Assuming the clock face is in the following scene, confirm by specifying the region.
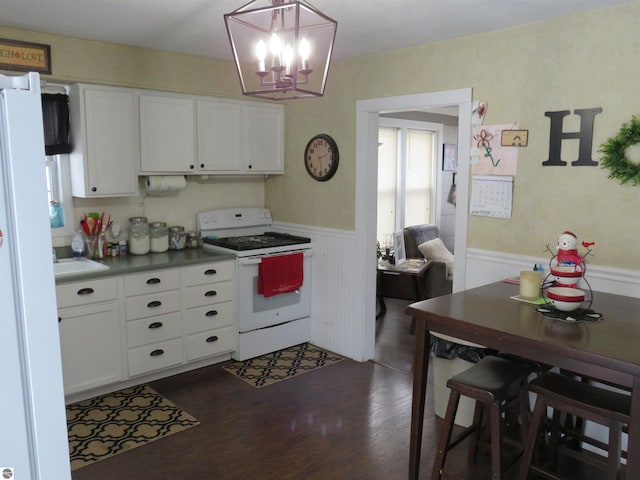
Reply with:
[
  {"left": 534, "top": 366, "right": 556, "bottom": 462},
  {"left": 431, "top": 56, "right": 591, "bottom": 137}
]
[{"left": 304, "top": 134, "right": 339, "bottom": 181}]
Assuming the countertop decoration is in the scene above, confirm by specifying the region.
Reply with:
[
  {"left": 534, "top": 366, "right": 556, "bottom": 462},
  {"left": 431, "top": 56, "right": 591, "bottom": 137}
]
[{"left": 599, "top": 115, "right": 640, "bottom": 186}]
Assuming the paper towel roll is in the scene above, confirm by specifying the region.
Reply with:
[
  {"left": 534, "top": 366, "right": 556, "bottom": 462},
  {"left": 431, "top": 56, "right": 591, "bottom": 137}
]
[{"left": 146, "top": 175, "right": 187, "bottom": 195}]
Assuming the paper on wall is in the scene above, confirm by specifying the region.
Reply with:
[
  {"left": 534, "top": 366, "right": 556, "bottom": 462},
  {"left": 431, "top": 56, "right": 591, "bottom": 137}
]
[{"left": 471, "top": 124, "right": 519, "bottom": 176}]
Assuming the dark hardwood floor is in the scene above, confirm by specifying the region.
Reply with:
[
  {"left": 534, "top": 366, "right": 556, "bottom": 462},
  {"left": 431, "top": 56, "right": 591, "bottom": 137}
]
[{"left": 70, "top": 298, "right": 604, "bottom": 479}]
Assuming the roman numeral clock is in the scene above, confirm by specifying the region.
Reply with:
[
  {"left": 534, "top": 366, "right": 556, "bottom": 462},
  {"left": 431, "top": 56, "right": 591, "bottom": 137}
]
[{"left": 304, "top": 134, "right": 339, "bottom": 181}]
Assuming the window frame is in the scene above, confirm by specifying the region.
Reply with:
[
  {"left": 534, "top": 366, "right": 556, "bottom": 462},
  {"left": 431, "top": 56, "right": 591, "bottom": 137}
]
[
  {"left": 47, "top": 153, "right": 75, "bottom": 241},
  {"left": 378, "top": 118, "right": 442, "bottom": 236}
]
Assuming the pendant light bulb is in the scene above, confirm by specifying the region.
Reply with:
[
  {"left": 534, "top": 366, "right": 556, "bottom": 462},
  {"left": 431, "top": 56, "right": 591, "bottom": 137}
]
[
  {"left": 299, "top": 37, "right": 310, "bottom": 70},
  {"left": 283, "top": 44, "right": 294, "bottom": 74},
  {"left": 299, "top": 37, "right": 310, "bottom": 61},
  {"left": 270, "top": 33, "right": 282, "bottom": 66},
  {"left": 256, "top": 39, "right": 267, "bottom": 71}
]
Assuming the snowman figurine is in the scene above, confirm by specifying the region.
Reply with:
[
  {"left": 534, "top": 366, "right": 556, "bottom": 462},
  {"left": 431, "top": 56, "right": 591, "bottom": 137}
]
[{"left": 555, "top": 231, "right": 594, "bottom": 268}]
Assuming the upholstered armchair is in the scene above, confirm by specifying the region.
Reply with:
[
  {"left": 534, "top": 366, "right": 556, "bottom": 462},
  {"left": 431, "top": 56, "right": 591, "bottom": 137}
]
[{"left": 403, "top": 224, "right": 453, "bottom": 299}]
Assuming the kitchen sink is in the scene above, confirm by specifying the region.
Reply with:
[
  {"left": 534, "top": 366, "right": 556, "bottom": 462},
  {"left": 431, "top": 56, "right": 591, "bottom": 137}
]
[{"left": 54, "top": 257, "right": 109, "bottom": 278}]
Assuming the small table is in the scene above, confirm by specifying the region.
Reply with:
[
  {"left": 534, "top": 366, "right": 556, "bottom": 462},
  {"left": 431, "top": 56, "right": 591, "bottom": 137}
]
[
  {"left": 405, "top": 281, "right": 640, "bottom": 480},
  {"left": 377, "top": 258, "right": 431, "bottom": 315}
]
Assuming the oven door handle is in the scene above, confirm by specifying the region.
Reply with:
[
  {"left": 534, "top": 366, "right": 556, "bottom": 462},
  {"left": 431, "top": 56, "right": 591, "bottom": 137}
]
[{"left": 239, "top": 250, "right": 313, "bottom": 266}]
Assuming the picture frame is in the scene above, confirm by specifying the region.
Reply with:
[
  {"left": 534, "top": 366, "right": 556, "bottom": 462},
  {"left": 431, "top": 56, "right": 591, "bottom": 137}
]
[
  {"left": 443, "top": 143, "right": 457, "bottom": 171},
  {"left": 393, "top": 230, "right": 406, "bottom": 266},
  {"left": 0, "top": 38, "right": 51, "bottom": 74},
  {"left": 501, "top": 129, "right": 529, "bottom": 147}
]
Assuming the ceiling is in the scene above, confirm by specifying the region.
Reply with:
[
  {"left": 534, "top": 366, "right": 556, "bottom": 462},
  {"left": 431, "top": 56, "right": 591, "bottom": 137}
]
[{"left": 1, "top": 0, "right": 633, "bottom": 62}]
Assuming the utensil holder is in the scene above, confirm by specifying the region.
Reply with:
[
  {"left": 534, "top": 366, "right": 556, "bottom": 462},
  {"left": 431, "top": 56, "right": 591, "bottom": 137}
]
[{"left": 85, "top": 234, "right": 100, "bottom": 259}]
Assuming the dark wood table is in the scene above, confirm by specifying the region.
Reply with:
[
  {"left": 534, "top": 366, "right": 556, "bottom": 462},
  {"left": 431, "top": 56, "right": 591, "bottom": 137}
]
[
  {"left": 405, "top": 281, "right": 640, "bottom": 480},
  {"left": 377, "top": 259, "right": 432, "bottom": 316}
]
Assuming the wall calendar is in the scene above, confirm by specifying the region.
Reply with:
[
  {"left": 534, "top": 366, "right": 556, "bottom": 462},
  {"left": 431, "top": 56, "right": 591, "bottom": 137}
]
[{"left": 470, "top": 175, "right": 513, "bottom": 219}]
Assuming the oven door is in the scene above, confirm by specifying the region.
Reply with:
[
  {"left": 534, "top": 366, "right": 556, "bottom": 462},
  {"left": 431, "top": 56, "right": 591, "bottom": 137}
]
[{"left": 237, "top": 250, "right": 312, "bottom": 333}]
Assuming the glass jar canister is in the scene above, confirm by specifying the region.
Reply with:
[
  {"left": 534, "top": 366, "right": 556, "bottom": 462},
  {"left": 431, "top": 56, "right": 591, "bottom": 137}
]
[
  {"left": 150, "top": 221, "right": 169, "bottom": 253},
  {"left": 128, "top": 217, "right": 150, "bottom": 255},
  {"left": 169, "top": 226, "right": 186, "bottom": 250},
  {"left": 186, "top": 231, "right": 201, "bottom": 249}
]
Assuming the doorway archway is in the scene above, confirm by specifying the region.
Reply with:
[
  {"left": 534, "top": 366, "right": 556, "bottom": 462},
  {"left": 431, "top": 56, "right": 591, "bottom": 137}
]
[{"left": 354, "top": 89, "right": 472, "bottom": 360}]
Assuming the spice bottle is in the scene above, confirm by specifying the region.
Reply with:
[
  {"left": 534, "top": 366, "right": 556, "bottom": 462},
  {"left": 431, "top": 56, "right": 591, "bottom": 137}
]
[{"left": 186, "top": 231, "right": 201, "bottom": 249}]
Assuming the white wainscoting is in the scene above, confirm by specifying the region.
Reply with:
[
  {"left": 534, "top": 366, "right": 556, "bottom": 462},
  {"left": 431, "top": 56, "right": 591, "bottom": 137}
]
[
  {"left": 266, "top": 229, "right": 640, "bottom": 361},
  {"left": 274, "top": 222, "right": 360, "bottom": 359},
  {"left": 466, "top": 248, "right": 640, "bottom": 298}
]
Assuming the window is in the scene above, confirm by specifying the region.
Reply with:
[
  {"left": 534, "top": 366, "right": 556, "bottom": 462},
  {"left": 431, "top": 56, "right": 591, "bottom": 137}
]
[
  {"left": 46, "top": 153, "right": 74, "bottom": 239},
  {"left": 377, "top": 119, "right": 440, "bottom": 246}
]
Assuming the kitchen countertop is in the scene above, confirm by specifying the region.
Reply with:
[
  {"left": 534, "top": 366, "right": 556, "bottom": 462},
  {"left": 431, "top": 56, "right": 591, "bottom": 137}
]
[{"left": 54, "top": 248, "right": 236, "bottom": 284}]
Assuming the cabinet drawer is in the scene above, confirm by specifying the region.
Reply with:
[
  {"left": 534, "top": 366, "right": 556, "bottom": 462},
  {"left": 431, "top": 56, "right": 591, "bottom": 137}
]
[
  {"left": 126, "top": 312, "right": 182, "bottom": 348},
  {"left": 125, "top": 290, "right": 181, "bottom": 320},
  {"left": 184, "top": 281, "right": 234, "bottom": 308},
  {"left": 56, "top": 277, "right": 117, "bottom": 309},
  {"left": 187, "top": 326, "right": 235, "bottom": 361},
  {"left": 183, "top": 260, "right": 234, "bottom": 286},
  {"left": 124, "top": 269, "right": 180, "bottom": 297},
  {"left": 185, "top": 301, "right": 235, "bottom": 334},
  {"left": 128, "top": 338, "right": 183, "bottom": 377}
]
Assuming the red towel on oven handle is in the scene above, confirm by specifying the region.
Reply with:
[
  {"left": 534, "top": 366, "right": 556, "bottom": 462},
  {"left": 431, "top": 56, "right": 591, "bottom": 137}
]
[{"left": 258, "top": 252, "right": 304, "bottom": 298}]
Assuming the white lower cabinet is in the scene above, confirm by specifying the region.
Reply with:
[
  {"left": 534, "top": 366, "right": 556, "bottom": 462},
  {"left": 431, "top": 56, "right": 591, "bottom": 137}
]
[
  {"left": 127, "top": 338, "right": 183, "bottom": 377},
  {"left": 57, "top": 258, "right": 236, "bottom": 399},
  {"left": 123, "top": 271, "right": 184, "bottom": 377},
  {"left": 183, "top": 260, "right": 236, "bottom": 361},
  {"left": 126, "top": 312, "right": 182, "bottom": 348},
  {"left": 57, "top": 278, "right": 123, "bottom": 395},
  {"left": 186, "top": 327, "right": 235, "bottom": 361}
]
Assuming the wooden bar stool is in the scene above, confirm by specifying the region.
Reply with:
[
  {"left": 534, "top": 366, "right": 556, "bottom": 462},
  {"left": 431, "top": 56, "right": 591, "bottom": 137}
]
[
  {"left": 517, "top": 371, "right": 631, "bottom": 480},
  {"left": 431, "top": 355, "right": 533, "bottom": 480}
]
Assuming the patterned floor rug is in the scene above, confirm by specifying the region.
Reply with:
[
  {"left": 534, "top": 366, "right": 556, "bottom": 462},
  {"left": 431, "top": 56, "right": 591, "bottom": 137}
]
[
  {"left": 66, "top": 384, "right": 199, "bottom": 470},
  {"left": 222, "top": 342, "right": 344, "bottom": 388}
]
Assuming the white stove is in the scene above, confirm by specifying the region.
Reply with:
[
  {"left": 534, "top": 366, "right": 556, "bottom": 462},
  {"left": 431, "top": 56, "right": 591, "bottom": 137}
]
[{"left": 196, "top": 208, "right": 312, "bottom": 360}]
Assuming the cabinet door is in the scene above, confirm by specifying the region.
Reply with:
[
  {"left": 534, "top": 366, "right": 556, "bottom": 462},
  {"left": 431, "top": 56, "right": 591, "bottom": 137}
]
[
  {"left": 140, "top": 95, "right": 195, "bottom": 173},
  {"left": 69, "top": 86, "right": 139, "bottom": 197},
  {"left": 196, "top": 100, "right": 243, "bottom": 172},
  {"left": 244, "top": 103, "right": 284, "bottom": 173},
  {"left": 58, "top": 303, "right": 123, "bottom": 395}
]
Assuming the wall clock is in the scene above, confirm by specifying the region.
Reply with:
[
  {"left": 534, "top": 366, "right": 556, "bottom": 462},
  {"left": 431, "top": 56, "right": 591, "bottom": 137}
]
[{"left": 304, "top": 134, "right": 339, "bottom": 181}]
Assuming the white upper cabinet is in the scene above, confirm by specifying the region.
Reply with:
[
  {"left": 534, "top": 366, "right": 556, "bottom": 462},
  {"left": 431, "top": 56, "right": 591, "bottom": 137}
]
[
  {"left": 67, "top": 85, "right": 285, "bottom": 194},
  {"left": 68, "top": 85, "right": 139, "bottom": 197},
  {"left": 139, "top": 92, "right": 284, "bottom": 175},
  {"left": 244, "top": 103, "right": 284, "bottom": 174},
  {"left": 140, "top": 95, "right": 196, "bottom": 173},
  {"left": 196, "top": 99, "right": 243, "bottom": 172}
]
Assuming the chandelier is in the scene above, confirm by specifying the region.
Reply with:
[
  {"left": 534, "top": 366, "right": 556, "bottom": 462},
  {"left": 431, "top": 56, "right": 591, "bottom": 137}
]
[{"left": 224, "top": 0, "right": 337, "bottom": 100}]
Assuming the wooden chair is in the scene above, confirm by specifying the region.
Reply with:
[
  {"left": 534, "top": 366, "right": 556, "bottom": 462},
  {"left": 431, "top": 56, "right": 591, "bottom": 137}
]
[
  {"left": 517, "top": 371, "right": 631, "bottom": 480},
  {"left": 431, "top": 355, "right": 533, "bottom": 480}
]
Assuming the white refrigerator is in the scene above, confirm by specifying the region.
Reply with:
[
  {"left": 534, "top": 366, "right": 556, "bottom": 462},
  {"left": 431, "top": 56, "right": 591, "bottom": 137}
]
[{"left": 0, "top": 73, "right": 71, "bottom": 478}]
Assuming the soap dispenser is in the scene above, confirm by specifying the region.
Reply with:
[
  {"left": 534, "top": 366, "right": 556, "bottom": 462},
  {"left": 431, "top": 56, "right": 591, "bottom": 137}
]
[{"left": 71, "top": 230, "right": 85, "bottom": 257}]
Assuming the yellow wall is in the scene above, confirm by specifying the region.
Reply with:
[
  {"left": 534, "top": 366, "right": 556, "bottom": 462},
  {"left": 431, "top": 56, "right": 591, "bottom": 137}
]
[
  {"left": 0, "top": 26, "right": 239, "bottom": 96},
  {"left": 268, "top": 1, "right": 640, "bottom": 269},
  {"left": 0, "top": 26, "right": 265, "bottom": 236},
  {"left": 3, "top": 1, "right": 640, "bottom": 268}
]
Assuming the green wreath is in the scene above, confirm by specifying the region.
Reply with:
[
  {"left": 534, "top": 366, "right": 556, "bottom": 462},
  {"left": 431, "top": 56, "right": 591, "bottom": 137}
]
[{"left": 599, "top": 116, "right": 640, "bottom": 186}]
